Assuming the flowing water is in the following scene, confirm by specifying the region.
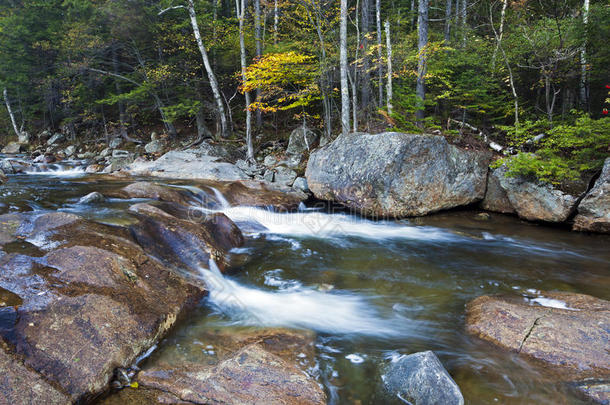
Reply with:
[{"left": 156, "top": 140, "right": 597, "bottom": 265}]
[{"left": 1, "top": 159, "right": 609, "bottom": 404}]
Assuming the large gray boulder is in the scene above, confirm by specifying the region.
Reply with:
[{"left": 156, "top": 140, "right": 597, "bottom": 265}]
[
  {"left": 573, "top": 158, "right": 610, "bottom": 233},
  {"left": 287, "top": 127, "right": 319, "bottom": 156},
  {"left": 305, "top": 132, "right": 491, "bottom": 217},
  {"left": 381, "top": 351, "right": 464, "bottom": 405},
  {"left": 1, "top": 142, "right": 23, "bottom": 154},
  {"left": 484, "top": 164, "right": 579, "bottom": 222},
  {"left": 127, "top": 150, "right": 249, "bottom": 181}
]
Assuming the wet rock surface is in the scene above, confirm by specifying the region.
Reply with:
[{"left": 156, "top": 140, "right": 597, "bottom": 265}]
[
  {"left": 306, "top": 132, "right": 491, "bottom": 217},
  {"left": 100, "top": 328, "right": 325, "bottom": 405},
  {"left": 380, "top": 350, "right": 464, "bottom": 405},
  {"left": 573, "top": 157, "right": 610, "bottom": 233},
  {"left": 466, "top": 291, "right": 610, "bottom": 402},
  {"left": 0, "top": 211, "right": 207, "bottom": 402}
]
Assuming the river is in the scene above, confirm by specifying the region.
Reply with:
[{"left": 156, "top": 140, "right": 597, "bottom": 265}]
[{"left": 1, "top": 158, "right": 608, "bottom": 404}]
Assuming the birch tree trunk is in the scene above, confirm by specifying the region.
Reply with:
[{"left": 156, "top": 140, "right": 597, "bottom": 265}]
[
  {"left": 361, "top": 0, "right": 371, "bottom": 120},
  {"left": 580, "top": 0, "right": 589, "bottom": 107},
  {"left": 340, "top": 0, "right": 350, "bottom": 135},
  {"left": 3, "top": 88, "right": 21, "bottom": 139},
  {"left": 376, "top": 0, "right": 383, "bottom": 106},
  {"left": 187, "top": 0, "right": 229, "bottom": 138},
  {"left": 460, "top": 0, "right": 467, "bottom": 46},
  {"left": 444, "top": 0, "right": 452, "bottom": 42},
  {"left": 112, "top": 44, "right": 129, "bottom": 138},
  {"left": 236, "top": 0, "right": 254, "bottom": 161},
  {"left": 352, "top": 0, "right": 360, "bottom": 132},
  {"left": 274, "top": 0, "right": 279, "bottom": 44},
  {"left": 491, "top": 0, "right": 507, "bottom": 70},
  {"left": 490, "top": 6, "right": 519, "bottom": 128},
  {"left": 416, "top": 0, "right": 428, "bottom": 126},
  {"left": 254, "top": 0, "right": 263, "bottom": 128},
  {"left": 385, "top": 20, "right": 393, "bottom": 115}
]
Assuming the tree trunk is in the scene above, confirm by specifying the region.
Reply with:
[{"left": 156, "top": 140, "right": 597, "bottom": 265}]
[
  {"left": 444, "top": 0, "right": 452, "bottom": 42},
  {"left": 352, "top": 0, "right": 360, "bottom": 132},
  {"left": 236, "top": 0, "right": 254, "bottom": 161},
  {"left": 3, "top": 88, "right": 21, "bottom": 139},
  {"left": 274, "top": 0, "right": 279, "bottom": 44},
  {"left": 376, "top": 0, "right": 383, "bottom": 106},
  {"left": 112, "top": 43, "right": 130, "bottom": 138},
  {"left": 254, "top": 0, "right": 263, "bottom": 128},
  {"left": 460, "top": 0, "right": 467, "bottom": 46},
  {"left": 187, "top": 0, "right": 229, "bottom": 138},
  {"left": 416, "top": 0, "right": 428, "bottom": 127},
  {"left": 490, "top": 5, "right": 519, "bottom": 128},
  {"left": 196, "top": 107, "right": 214, "bottom": 139},
  {"left": 580, "top": 0, "right": 589, "bottom": 108},
  {"left": 491, "top": 0, "right": 507, "bottom": 69},
  {"left": 385, "top": 20, "right": 393, "bottom": 115},
  {"left": 340, "top": 0, "right": 350, "bottom": 135},
  {"left": 361, "top": 0, "right": 371, "bottom": 120}
]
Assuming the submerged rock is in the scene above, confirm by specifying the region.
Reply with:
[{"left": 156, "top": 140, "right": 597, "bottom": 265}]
[
  {"left": 466, "top": 292, "right": 610, "bottom": 382},
  {"left": 306, "top": 132, "right": 491, "bottom": 217},
  {"left": 0, "top": 211, "right": 206, "bottom": 401},
  {"left": 380, "top": 351, "right": 464, "bottom": 405},
  {"left": 484, "top": 165, "right": 579, "bottom": 222},
  {"left": 573, "top": 158, "right": 610, "bottom": 233}
]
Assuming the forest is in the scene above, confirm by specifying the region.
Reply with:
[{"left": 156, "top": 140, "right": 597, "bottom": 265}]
[{"left": 0, "top": 0, "right": 609, "bottom": 183}]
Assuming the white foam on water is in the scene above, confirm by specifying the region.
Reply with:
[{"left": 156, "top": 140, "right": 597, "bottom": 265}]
[
  {"left": 345, "top": 354, "right": 365, "bottom": 364},
  {"left": 220, "top": 206, "right": 455, "bottom": 241},
  {"left": 524, "top": 289, "right": 579, "bottom": 311},
  {"left": 24, "top": 166, "right": 86, "bottom": 177},
  {"left": 198, "top": 260, "right": 411, "bottom": 336}
]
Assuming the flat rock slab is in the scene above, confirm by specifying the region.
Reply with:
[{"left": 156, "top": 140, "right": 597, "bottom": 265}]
[
  {"left": 126, "top": 150, "right": 249, "bottom": 181},
  {"left": 466, "top": 292, "right": 610, "bottom": 381},
  {"left": 100, "top": 328, "right": 325, "bottom": 405},
  {"left": 0, "top": 211, "right": 206, "bottom": 402},
  {"left": 306, "top": 132, "right": 491, "bottom": 217}
]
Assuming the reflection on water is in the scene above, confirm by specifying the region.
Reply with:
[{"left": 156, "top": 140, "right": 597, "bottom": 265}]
[{"left": 0, "top": 167, "right": 608, "bottom": 404}]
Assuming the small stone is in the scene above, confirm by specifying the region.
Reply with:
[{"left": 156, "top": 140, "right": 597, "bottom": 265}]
[
  {"left": 381, "top": 351, "right": 464, "bottom": 405},
  {"left": 144, "top": 139, "right": 164, "bottom": 154},
  {"left": 475, "top": 212, "right": 491, "bottom": 221},
  {"left": 78, "top": 192, "right": 106, "bottom": 204},
  {"left": 263, "top": 154, "right": 278, "bottom": 167},
  {"left": 292, "top": 177, "right": 310, "bottom": 193},
  {"left": 64, "top": 145, "right": 77, "bottom": 157},
  {"left": 109, "top": 137, "right": 123, "bottom": 149},
  {"left": 46, "top": 133, "right": 65, "bottom": 146}
]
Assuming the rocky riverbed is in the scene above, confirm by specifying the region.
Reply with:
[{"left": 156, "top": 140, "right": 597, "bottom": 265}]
[{"left": 0, "top": 131, "right": 609, "bottom": 404}]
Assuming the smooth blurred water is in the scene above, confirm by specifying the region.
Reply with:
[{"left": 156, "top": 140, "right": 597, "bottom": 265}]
[{"left": 1, "top": 167, "right": 608, "bottom": 404}]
